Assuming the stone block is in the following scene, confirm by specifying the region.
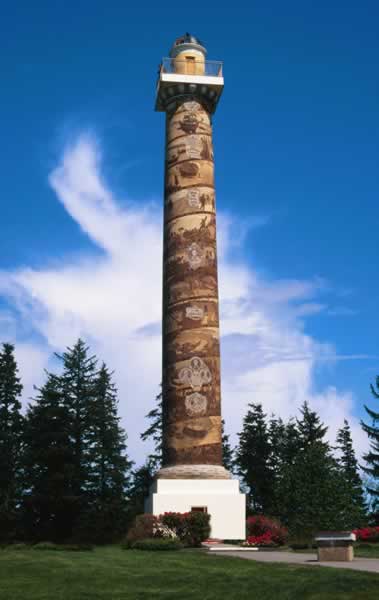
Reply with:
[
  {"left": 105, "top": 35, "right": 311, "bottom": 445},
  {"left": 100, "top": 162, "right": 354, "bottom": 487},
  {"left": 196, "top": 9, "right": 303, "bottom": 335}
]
[{"left": 315, "top": 532, "right": 356, "bottom": 562}]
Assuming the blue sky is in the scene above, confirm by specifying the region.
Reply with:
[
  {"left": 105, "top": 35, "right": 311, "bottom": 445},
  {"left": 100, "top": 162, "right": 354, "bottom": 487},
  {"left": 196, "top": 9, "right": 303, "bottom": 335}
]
[{"left": 1, "top": 1, "right": 378, "bottom": 461}]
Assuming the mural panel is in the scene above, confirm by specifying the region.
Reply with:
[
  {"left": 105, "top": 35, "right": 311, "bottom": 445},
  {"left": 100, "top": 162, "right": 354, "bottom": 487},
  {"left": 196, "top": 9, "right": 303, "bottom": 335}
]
[
  {"left": 162, "top": 99, "right": 223, "bottom": 468},
  {"left": 165, "top": 187, "right": 215, "bottom": 221},
  {"left": 166, "top": 100, "right": 212, "bottom": 144}
]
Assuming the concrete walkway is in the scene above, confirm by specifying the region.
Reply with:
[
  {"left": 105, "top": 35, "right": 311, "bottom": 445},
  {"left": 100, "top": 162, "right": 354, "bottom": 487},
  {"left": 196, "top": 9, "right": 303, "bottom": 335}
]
[{"left": 213, "top": 549, "right": 379, "bottom": 574}]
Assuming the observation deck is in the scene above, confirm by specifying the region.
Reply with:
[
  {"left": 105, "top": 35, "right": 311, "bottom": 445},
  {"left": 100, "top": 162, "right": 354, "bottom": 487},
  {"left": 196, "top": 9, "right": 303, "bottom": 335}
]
[{"left": 155, "top": 58, "right": 224, "bottom": 113}]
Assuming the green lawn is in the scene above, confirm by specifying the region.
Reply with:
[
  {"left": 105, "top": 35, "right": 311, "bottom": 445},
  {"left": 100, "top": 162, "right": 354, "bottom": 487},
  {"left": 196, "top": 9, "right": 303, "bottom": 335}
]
[
  {"left": 355, "top": 544, "right": 379, "bottom": 558},
  {"left": 0, "top": 546, "right": 379, "bottom": 600},
  {"left": 292, "top": 544, "right": 379, "bottom": 559}
]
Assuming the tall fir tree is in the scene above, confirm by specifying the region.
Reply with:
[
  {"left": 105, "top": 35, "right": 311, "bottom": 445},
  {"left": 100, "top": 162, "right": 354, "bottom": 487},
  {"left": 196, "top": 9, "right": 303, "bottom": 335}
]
[
  {"left": 267, "top": 416, "right": 287, "bottom": 516},
  {"left": 140, "top": 388, "right": 162, "bottom": 471},
  {"left": 127, "top": 463, "right": 155, "bottom": 522},
  {"left": 23, "top": 339, "right": 132, "bottom": 543},
  {"left": 129, "top": 387, "right": 164, "bottom": 520},
  {"left": 297, "top": 402, "right": 328, "bottom": 448},
  {"left": 58, "top": 339, "right": 98, "bottom": 501},
  {"left": 336, "top": 419, "right": 367, "bottom": 527},
  {"left": 221, "top": 419, "right": 234, "bottom": 472},
  {"left": 81, "top": 363, "right": 133, "bottom": 542},
  {"left": 22, "top": 374, "right": 77, "bottom": 542},
  {"left": 361, "top": 375, "right": 379, "bottom": 512},
  {"left": 235, "top": 403, "right": 274, "bottom": 513},
  {"left": 0, "top": 343, "right": 24, "bottom": 542},
  {"left": 278, "top": 403, "right": 348, "bottom": 538}
]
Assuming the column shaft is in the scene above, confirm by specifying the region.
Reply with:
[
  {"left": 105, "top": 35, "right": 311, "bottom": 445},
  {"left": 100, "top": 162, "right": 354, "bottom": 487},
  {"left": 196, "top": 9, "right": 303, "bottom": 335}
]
[{"left": 162, "top": 99, "right": 223, "bottom": 469}]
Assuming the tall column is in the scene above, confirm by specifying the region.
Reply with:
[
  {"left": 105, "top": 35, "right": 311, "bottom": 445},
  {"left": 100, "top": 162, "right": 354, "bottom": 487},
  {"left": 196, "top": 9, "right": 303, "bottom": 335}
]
[
  {"left": 160, "top": 98, "right": 229, "bottom": 479},
  {"left": 147, "top": 36, "right": 246, "bottom": 539}
]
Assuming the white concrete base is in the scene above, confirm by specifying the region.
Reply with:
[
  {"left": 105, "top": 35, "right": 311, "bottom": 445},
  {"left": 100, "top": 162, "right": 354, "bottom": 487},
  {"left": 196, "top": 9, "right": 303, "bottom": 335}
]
[{"left": 145, "top": 478, "right": 246, "bottom": 540}]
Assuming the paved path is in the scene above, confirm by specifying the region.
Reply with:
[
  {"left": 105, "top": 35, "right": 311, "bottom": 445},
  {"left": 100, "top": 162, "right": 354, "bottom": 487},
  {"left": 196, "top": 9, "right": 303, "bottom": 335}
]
[{"left": 212, "top": 550, "right": 379, "bottom": 574}]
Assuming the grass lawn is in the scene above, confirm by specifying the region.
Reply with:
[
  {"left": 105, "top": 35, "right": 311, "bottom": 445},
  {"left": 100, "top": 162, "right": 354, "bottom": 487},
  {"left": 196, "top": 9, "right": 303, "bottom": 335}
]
[
  {"left": 292, "top": 544, "right": 379, "bottom": 559},
  {"left": 1, "top": 546, "right": 379, "bottom": 600},
  {"left": 355, "top": 544, "right": 379, "bottom": 558}
]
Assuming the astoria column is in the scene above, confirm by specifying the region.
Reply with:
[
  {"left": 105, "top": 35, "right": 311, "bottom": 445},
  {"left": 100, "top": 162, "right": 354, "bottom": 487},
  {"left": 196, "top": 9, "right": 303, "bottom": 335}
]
[
  {"left": 148, "top": 35, "right": 245, "bottom": 537},
  {"left": 155, "top": 35, "right": 229, "bottom": 479}
]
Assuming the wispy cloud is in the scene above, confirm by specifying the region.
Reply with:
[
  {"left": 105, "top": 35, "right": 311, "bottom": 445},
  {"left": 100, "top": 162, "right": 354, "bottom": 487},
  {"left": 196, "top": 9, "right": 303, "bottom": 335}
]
[{"left": 0, "top": 134, "right": 370, "bottom": 460}]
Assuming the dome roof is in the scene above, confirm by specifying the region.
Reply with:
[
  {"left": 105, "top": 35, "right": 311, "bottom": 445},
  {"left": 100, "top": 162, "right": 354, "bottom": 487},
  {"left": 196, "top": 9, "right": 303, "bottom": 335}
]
[
  {"left": 169, "top": 33, "right": 207, "bottom": 58},
  {"left": 173, "top": 33, "right": 204, "bottom": 47}
]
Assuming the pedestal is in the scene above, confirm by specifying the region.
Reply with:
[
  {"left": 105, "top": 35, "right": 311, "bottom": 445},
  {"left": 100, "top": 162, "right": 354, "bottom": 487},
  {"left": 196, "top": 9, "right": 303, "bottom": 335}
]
[
  {"left": 145, "top": 478, "right": 246, "bottom": 540},
  {"left": 315, "top": 532, "right": 356, "bottom": 562}
]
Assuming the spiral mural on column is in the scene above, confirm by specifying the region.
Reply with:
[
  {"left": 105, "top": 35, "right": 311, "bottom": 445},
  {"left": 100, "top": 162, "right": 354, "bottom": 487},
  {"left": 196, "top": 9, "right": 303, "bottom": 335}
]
[{"left": 162, "top": 99, "right": 223, "bottom": 469}]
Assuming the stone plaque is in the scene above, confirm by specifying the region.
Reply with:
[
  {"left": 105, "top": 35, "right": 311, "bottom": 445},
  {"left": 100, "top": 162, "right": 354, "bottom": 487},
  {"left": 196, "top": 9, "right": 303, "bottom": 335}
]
[
  {"left": 185, "top": 392, "right": 208, "bottom": 416},
  {"left": 187, "top": 189, "right": 201, "bottom": 208},
  {"left": 186, "top": 242, "right": 204, "bottom": 269},
  {"left": 185, "top": 305, "right": 204, "bottom": 320},
  {"left": 178, "top": 356, "right": 212, "bottom": 391}
]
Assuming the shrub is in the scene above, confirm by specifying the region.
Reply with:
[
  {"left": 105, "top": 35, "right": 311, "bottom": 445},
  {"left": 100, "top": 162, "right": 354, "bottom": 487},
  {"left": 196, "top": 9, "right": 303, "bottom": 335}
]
[
  {"left": 353, "top": 527, "right": 379, "bottom": 543},
  {"left": 32, "top": 542, "right": 94, "bottom": 552},
  {"left": 125, "top": 515, "right": 159, "bottom": 545},
  {"left": 125, "top": 512, "right": 211, "bottom": 549},
  {"left": 160, "top": 511, "right": 210, "bottom": 547},
  {"left": 130, "top": 538, "right": 183, "bottom": 551},
  {"left": 61, "top": 544, "right": 94, "bottom": 552},
  {"left": 243, "top": 532, "right": 277, "bottom": 548},
  {"left": 32, "top": 542, "right": 60, "bottom": 551},
  {"left": 160, "top": 512, "right": 188, "bottom": 540},
  {"left": 183, "top": 512, "right": 211, "bottom": 547},
  {"left": 4, "top": 543, "right": 30, "bottom": 551},
  {"left": 246, "top": 516, "right": 288, "bottom": 547}
]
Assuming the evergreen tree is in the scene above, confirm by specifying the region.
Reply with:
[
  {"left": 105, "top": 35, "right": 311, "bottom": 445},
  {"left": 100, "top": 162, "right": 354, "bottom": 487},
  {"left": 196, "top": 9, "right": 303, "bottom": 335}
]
[
  {"left": 361, "top": 375, "right": 379, "bottom": 512},
  {"left": 278, "top": 403, "right": 347, "bottom": 538},
  {"left": 221, "top": 419, "right": 234, "bottom": 472},
  {"left": 267, "top": 416, "right": 287, "bottom": 516},
  {"left": 81, "top": 363, "right": 133, "bottom": 542},
  {"left": 140, "top": 388, "right": 162, "bottom": 471},
  {"left": 23, "top": 339, "right": 132, "bottom": 543},
  {"left": 336, "top": 419, "right": 367, "bottom": 527},
  {"left": 22, "top": 375, "right": 77, "bottom": 542},
  {"left": 297, "top": 402, "right": 328, "bottom": 448},
  {"left": 0, "top": 343, "right": 24, "bottom": 542},
  {"left": 127, "top": 462, "right": 155, "bottom": 522},
  {"left": 58, "top": 339, "right": 98, "bottom": 501},
  {"left": 127, "top": 387, "right": 163, "bottom": 521},
  {"left": 235, "top": 403, "right": 274, "bottom": 513}
]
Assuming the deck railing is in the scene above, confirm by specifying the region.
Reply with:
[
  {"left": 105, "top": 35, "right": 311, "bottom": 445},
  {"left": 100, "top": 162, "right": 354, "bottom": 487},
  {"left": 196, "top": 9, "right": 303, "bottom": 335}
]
[{"left": 160, "top": 58, "right": 223, "bottom": 77}]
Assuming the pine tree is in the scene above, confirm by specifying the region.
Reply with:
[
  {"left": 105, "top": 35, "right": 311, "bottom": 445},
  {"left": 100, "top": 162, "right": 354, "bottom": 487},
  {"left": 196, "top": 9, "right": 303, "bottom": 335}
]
[
  {"left": 127, "top": 462, "right": 155, "bottom": 522},
  {"left": 58, "top": 339, "right": 98, "bottom": 500},
  {"left": 297, "top": 402, "right": 328, "bottom": 448},
  {"left": 361, "top": 375, "right": 379, "bottom": 512},
  {"left": 0, "top": 343, "right": 24, "bottom": 542},
  {"left": 221, "top": 419, "right": 234, "bottom": 472},
  {"left": 235, "top": 403, "right": 274, "bottom": 513},
  {"left": 23, "top": 339, "right": 133, "bottom": 543},
  {"left": 265, "top": 416, "right": 303, "bottom": 519},
  {"left": 81, "top": 363, "right": 133, "bottom": 542},
  {"left": 140, "top": 388, "right": 162, "bottom": 471},
  {"left": 88, "top": 364, "right": 132, "bottom": 500},
  {"left": 22, "top": 375, "right": 77, "bottom": 542},
  {"left": 267, "top": 416, "right": 287, "bottom": 516},
  {"left": 336, "top": 419, "right": 367, "bottom": 527},
  {"left": 279, "top": 403, "right": 347, "bottom": 539}
]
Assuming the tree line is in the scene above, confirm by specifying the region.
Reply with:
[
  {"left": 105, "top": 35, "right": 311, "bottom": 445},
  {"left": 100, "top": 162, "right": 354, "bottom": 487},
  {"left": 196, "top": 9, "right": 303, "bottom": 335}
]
[{"left": 1, "top": 338, "right": 378, "bottom": 544}]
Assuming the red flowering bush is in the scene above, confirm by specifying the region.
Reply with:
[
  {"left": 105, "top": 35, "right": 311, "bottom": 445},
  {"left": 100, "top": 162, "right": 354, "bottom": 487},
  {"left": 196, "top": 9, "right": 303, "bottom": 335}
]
[
  {"left": 243, "top": 532, "right": 277, "bottom": 547},
  {"left": 160, "top": 511, "right": 211, "bottom": 547},
  {"left": 160, "top": 512, "right": 188, "bottom": 540},
  {"left": 246, "top": 516, "right": 288, "bottom": 547},
  {"left": 353, "top": 527, "right": 379, "bottom": 543}
]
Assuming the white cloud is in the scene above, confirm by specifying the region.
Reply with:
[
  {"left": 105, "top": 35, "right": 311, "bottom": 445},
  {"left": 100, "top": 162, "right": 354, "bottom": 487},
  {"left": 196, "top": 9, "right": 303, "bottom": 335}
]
[{"left": 0, "top": 134, "right": 369, "bottom": 461}]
